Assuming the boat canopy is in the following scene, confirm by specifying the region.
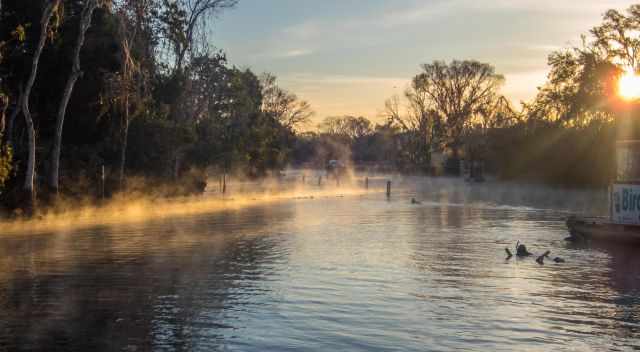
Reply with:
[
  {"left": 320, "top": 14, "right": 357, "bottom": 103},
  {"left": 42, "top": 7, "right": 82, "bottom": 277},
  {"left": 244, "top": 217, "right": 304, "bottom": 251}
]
[{"left": 616, "top": 140, "right": 640, "bottom": 182}]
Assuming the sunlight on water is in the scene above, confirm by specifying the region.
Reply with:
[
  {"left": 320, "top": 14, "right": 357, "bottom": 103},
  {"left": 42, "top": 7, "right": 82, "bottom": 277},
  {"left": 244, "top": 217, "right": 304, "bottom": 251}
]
[
  {"left": 0, "top": 178, "right": 638, "bottom": 351},
  {"left": 0, "top": 180, "right": 373, "bottom": 235}
]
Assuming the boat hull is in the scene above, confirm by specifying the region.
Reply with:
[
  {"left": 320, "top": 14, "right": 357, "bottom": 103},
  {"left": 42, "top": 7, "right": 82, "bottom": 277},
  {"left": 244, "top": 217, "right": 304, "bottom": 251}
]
[{"left": 567, "top": 216, "right": 640, "bottom": 244}]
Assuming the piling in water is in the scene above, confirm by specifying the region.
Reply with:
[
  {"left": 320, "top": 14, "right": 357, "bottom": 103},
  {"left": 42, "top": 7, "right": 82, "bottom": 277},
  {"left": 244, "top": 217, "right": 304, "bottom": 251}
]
[
  {"left": 365, "top": 177, "right": 369, "bottom": 189},
  {"left": 386, "top": 180, "right": 391, "bottom": 198},
  {"left": 318, "top": 176, "right": 322, "bottom": 187},
  {"left": 222, "top": 173, "right": 227, "bottom": 194}
]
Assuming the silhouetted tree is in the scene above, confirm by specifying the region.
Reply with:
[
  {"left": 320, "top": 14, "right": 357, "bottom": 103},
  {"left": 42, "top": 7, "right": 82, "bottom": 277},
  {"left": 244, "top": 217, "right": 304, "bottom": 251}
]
[
  {"left": 49, "top": 0, "right": 100, "bottom": 198},
  {"left": 412, "top": 60, "right": 505, "bottom": 148},
  {"left": 261, "top": 73, "right": 314, "bottom": 131}
]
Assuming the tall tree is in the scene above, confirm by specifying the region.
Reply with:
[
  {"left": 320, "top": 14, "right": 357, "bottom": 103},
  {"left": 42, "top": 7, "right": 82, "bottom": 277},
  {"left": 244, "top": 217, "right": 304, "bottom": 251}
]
[
  {"left": 385, "top": 87, "right": 439, "bottom": 170},
  {"left": 159, "top": 0, "right": 238, "bottom": 73},
  {"left": 49, "top": 0, "right": 100, "bottom": 198},
  {"left": 114, "top": 7, "right": 144, "bottom": 188},
  {"left": 261, "top": 73, "right": 314, "bottom": 131},
  {"left": 157, "top": 0, "right": 237, "bottom": 123},
  {"left": 526, "top": 5, "right": 640, "bottom": 126},
  {"left": 0, "top": 91, "right": 10, "bottom": 191},
  {"left": 411, "top": 60, "right": 505, "bottom": 148},
  {"left": 21, "top": 0, "right": 61, "bottom": 212},
  {"left": 318, "top": 116, "right": 372, "bottom": 140}
]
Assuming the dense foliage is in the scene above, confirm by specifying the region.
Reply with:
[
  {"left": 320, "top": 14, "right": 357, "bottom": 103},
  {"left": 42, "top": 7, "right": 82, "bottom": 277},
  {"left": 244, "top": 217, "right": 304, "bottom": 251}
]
[{"left": 0, "top": 0, "right": 312, "bottom": 213}]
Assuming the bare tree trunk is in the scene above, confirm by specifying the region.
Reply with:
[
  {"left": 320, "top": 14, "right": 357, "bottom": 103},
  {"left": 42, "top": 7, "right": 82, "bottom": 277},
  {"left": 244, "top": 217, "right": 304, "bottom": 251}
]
[
  {"left": 21, "top": 0, "right": 60, "bottom": 214},
  {"left": 0, "top": 94, "right": 7, "bottom": 136},
  {"left": 49, "top": 0, "right": 98, "bottom": 199},
  {"left": 4, "top": 86, "right": 22, "bottom": 149},
  {"left": 118, "top": 96, "right": 129, "bottom": 189},
  {"left": 113, "top": 5, "right": 139, "bottom": 192}
]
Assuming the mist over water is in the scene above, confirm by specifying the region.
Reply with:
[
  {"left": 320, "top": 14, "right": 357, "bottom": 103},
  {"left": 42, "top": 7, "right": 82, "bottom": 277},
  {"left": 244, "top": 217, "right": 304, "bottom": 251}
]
[
  {"left": 1, "top": 175, "right": 638, "bottom": 351},
  {"left": 0, "top": 171, "right": 369, "bottom": 236}
]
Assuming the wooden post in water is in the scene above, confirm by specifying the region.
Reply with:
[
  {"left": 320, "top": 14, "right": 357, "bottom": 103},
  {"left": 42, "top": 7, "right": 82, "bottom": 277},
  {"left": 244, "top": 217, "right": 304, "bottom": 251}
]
[
  {"left": 302, "top": 175, "right": 306, "bottom": 184},
  {"left": 318, "top": 175, "right": 322, "bottom": 187},
  {"left": 365, "top": 177, "right": 369, "bottom": 190},
  {"left": 386, "top": 180, "right": 391, "bottom": 198},
  {"left": 222, "top": 173, "right": 227, "bottom": 194},
  {"left": 101, "top": 164, "right": 105, "bottom": 200}
]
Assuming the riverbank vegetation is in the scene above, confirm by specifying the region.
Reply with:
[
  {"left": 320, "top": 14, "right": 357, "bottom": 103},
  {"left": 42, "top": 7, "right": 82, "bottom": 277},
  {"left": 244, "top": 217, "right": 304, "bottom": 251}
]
[
  {"left": 0, "top": 0, "right": 314, "bottom": 215},
  {"left": 1, "top": 1, "right": 639, "bottom": 216}
]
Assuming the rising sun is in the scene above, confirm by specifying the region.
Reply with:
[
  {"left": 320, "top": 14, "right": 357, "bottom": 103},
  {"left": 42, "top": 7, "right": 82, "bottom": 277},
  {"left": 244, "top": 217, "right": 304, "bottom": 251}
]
[{"left": 618, "top": 67, "right": 640, "bottom": 100}]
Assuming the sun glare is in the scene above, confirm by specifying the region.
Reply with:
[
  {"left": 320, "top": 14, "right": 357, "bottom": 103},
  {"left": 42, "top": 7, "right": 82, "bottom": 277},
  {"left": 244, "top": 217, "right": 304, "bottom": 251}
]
[{"left": 618, "top": 67, "right": 640, "bottom": 100}]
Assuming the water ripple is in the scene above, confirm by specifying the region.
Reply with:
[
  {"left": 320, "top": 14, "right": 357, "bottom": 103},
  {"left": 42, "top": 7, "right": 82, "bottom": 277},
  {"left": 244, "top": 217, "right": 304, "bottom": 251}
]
[{"left": 0, "top": 181, "right": 639, "bottom": 351}]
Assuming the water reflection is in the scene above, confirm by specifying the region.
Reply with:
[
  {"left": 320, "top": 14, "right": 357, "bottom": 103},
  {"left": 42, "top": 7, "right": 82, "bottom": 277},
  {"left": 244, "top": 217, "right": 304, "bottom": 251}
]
[
  {"left": 0, "top": 180, "right": 638, "bottom": 351},
  {"left": 0, "top": 205, "right": 293, "bottom": 351}
]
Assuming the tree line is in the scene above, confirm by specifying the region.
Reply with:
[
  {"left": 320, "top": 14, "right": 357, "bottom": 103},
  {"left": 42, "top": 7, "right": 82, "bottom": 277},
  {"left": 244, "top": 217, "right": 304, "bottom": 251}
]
[
  {"left": 2, "top": 1, "right": 639, "bottom": 216},
  {"left": 294, "top": 4, "right": 640, "bottom": 187}
]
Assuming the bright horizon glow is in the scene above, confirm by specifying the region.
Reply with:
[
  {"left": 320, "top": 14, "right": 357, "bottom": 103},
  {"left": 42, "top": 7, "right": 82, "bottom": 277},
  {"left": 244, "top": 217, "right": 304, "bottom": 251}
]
[
  {"left": 618, "top": 67, "right": 640, "bottom": 101},
  {"left": 213, "top": 0, "right": 638, "bottom": 124}
]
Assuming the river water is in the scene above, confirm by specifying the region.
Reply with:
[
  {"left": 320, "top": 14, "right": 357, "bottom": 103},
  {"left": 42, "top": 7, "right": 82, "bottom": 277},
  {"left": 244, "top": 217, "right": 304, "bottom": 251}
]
[{"left": 1, "top": 177, "right": 639, "bottom": 351}]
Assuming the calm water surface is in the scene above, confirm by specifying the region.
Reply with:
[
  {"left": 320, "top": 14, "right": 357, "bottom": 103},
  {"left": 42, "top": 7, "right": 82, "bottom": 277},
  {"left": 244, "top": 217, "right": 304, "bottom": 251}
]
[{"left": 1, "top": 178, "right": 639, "bottom": 351}]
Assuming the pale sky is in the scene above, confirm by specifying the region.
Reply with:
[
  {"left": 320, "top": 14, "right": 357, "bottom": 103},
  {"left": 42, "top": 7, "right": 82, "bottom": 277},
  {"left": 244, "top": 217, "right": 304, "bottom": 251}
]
[{"left": 212, "top": 0, "right": 637, "bottom": 124}]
